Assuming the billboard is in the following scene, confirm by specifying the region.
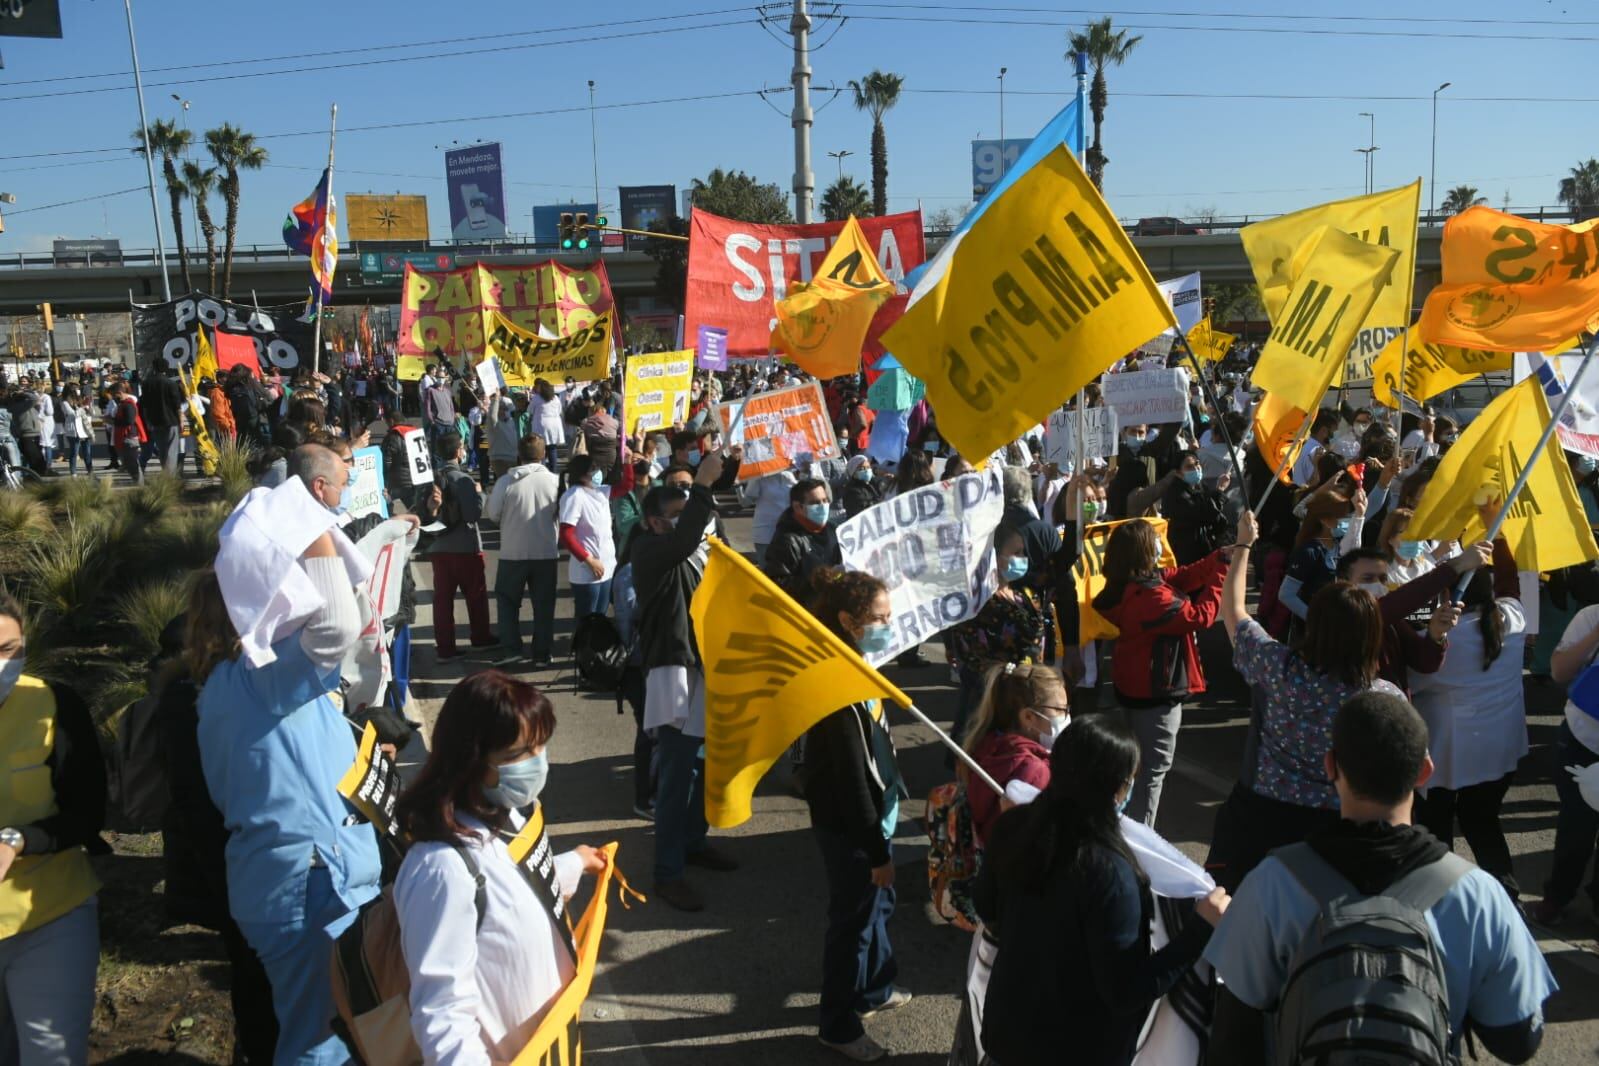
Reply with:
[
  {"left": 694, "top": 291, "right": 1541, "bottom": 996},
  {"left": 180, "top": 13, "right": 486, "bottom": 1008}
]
[
  {"left": 619, "top": 185, "right": 677, "bottom": 250},
  {"left": 444, "top": 142, "right": 508, "bottom": 240},
  {"left": 52, "top": 238, "right": 121, "bottom": 267},
  {"left": 533, "top": 202, "right": 597, "bottom": 246},
  {"left": 971, "top": 138, "right": 1033, "bottom": 200},
  {"left": 0, "top": 0, "right": 62, "bottom": 37},
  {"left": 345, "top": 194, "right": 429, "bottom": 242}
]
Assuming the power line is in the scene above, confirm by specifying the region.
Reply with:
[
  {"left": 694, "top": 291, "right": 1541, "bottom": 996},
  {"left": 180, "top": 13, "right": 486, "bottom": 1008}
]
[
  {"left": 0, "top": 17, "right": 756, "bottom": 103},
  {"left": 0, "top": 7, "right": 755, "bottom": 87},
  {"left": 847, "top": 11, "right": 1599, "bottom": 42},
  {"left": 899, "top": 86, "right": 1599, "bottom": 104},
  {"left": 847, "top": 3, "right": 1599, "bottom": 29},
  {"left": 5, "top": 187, "right": 146, "bottom": 216}
]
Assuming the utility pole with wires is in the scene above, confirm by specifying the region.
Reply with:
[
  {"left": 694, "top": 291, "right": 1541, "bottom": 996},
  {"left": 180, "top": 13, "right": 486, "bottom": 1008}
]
[{"left": 758, "top": 1, "right": 844, "bottom": 224}]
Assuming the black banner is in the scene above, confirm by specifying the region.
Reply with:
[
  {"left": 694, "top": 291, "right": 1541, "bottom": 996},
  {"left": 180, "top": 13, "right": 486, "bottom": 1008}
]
[
  {"left": 0, "top": 0, "right": 61, "bottom": 38},
  {"left": 619, "top": 184, "right": 677, "bottom": 251},
  {"left": 132, "top": 292, "right": 316, "bottom": 375}
]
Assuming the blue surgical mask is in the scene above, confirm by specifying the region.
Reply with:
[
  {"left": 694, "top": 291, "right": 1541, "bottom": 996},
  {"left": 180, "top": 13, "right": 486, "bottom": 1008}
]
[
  {"left": 1579, "top": 456, "right": 1598, "bottom": 477},
  {"left": 1332, "top": 518, "right": 1351, "bottom": 539},
  {"left": 1115, "top": 789, "right": 1131, "bottom": 816},
  {"left": 857, "top": 623, "right": 894, "bottom": 655},
  {"left": 1003, "top": 556, "right": 1029, "bottom": 582},
  {"left": 588, "top": 468, "right": 605, "bottom": 489},
  {"left": 1124, "top": 435, "right": 1143, "bottom": 454},
  {"left": 804, "top": 502, "right": 830, "bottom": 526},
  {"left": 1182, "top": 469, "right": 1203, "bottom": 487},
  {"left": 923, "top": 440, "right": 939, "bottom": 453},
  {"left": 1396, "top": 540, "right": 1426, "bottom": 561},
  {"left": 483, "top": 751, "right": 548, "bottom": 810},
  {"left": 686, "top": 447, "right": 702, "bottom": 466},
  {"left": 854, "top": 467, "right": 873, "bottom": 482}
]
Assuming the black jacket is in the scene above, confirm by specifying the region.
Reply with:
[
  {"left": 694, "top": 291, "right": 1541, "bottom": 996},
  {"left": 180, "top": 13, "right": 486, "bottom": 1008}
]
[
  {"left": 841, "top": 477, "right": 881, "bottom": 519},
  {"left": 631, "top": 485, "right": 717, "bottom": 671},
  {"left": 20, "top": 682, "right": 108, "bottom": 859},
  {"left": 762, "top": 509, "right": 842, "bottom": 601},
  {"left": 974, "top": 819, "right": 1210, "bottom": 1066},
  {"left": 1107, "top": 423, "right": 1183, "bottom": 518},
  {"left": 1160, "top": 480, "right": 1231, "bottom": 566},
  {"left": 1002, "top": 503, "right": 1062, "bottom": 599},
  {"left": 141, "top": 371, "right": 185, "bottom": 429},
  {"left": 803, "top": 702, "right": 896, "bottom": 867}
]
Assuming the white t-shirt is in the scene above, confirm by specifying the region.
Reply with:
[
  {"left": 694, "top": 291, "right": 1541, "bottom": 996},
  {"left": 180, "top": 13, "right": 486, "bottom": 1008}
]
[
  {"left": 1409, "top": 599, "right": 1529, "bottom": 790},
  {"left": 529, "top": 394, "right": 566, "bottom": 447},
  {"left": 1558, "top": 604, "right": 1599, "bottom": 755},
  {"left": 558, "top": 485, "right": 615, "bottom": 584}
]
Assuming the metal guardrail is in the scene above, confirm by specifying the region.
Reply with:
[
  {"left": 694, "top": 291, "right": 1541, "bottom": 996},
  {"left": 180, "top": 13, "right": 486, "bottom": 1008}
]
[{"left": 0, "top": 206, "right": 1585, "bottom": 270}]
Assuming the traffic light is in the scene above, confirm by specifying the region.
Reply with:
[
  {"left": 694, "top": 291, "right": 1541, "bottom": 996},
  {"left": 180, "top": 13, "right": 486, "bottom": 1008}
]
[
  {"left": 573, "top": 212, "right": 590, "bottom": 250},
  {"left": 559, "top": 212, "right": 576, "bottom": 249}
]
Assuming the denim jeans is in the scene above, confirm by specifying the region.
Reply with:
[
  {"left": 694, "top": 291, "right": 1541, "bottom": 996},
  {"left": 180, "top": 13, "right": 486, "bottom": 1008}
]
[
  {"left": 813, "top": 827, "right": 897, "bottom": 1044},
  {"left": 64, "top": 437, "right": 92, "bottom": 475},
  {"left": 495, "top": 558, "right": 557, "bottom": 659},
  {"left": 1544, "top": 721, "right": 1599, "bottom": 910},
  {"left": 654, "top": 725, "right": 708, "bottom": 883},
  {"left": 0, "top": 899, "right": 98, "bottom": 1066},
  {"left": 237, "top": 868, "right": 360, "bottom": 1066},
  {"left": 571, "top": 578, "right": 612, "bottom": 621}
]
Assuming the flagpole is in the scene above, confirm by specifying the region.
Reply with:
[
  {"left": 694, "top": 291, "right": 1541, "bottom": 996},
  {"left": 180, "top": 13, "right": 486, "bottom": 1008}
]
[
  {"left": 1453, "top": 332, "right": 1599, "bottom": 601},
  {"left": 1072, "top": 47, "right": 1090, "bottom": 557},
  {"left": 312, "top": 103, "right": 338, "bottom": 376},
  {"left": 898, "top": 702, "right": 1005, "bottom": 797},
  {"left": 1392, "top": 182, "right": 1424, "bottom": 433},
  {"left": 1255, "top": 412, "right": 1318, "bottom": 515},
  {"left": 1175, "top": 331, "right": 1249, "bottom": 496}
]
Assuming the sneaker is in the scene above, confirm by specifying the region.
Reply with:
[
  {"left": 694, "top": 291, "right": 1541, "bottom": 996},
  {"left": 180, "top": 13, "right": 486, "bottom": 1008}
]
[
  {"left": 526, "top": 656, "right": 553, "bottom": 670},
  {"left": 632, "top": 803, "right": 655, "bottom": 822},
  {"left": 653, "top": 877, "right": 704, "bottom": 913},
  {"left": 686, "top": 845, "right": 740, "bottom": 872},
  {"left": 819, "top": 1034, "right": 887, "bottom": 1062},
  {"left": 1530, "top": 898, "right": 1565, "bottom": 926},
  {"left": 494, "top": 652, "right": 526, "bottom": 668},
  {"left": 858, "top": 987, "right": 912, "bottom": 1018}
]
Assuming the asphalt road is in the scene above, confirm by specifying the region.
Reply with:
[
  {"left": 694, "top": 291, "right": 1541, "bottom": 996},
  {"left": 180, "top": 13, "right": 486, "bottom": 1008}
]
[{"left": 398, "top": 495, "right": 1599, "bottom": 1065}]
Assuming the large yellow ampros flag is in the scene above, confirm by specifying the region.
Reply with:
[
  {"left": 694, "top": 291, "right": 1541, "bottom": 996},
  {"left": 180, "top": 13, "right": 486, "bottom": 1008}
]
[
  {"left": 1419, "top": 206, "right": 1599, "bottom": 351},
  {"left": 1371, "top": 325, "right": 1513, "bottom": 409},
  {"left": 691, "top": 538, "right": 911, "bottom": 828},
  {"left": 882, "top": 143, "right": 1175, "bottom": 463},
  {"left": 1241, "top": 181, "right": 1420, "bottom": 384},
  {"left": 1407, "top": 376, "right": 1598, "bottom": 572},
  {"left": 1248, "top": 225, "right": 1400, "bottom": 414},
  {"left": 484, "top": 308, "right": 612, "bottom": 386},
  {"left": 771, "top": 215, "right": 894, "bottom": 378}
]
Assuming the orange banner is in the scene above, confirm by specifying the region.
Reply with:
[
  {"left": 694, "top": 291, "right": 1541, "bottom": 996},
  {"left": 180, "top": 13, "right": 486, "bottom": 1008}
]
[
  {"left": 1254, "top": 391, "right": 1308, "bottom": 485},
  {"left": 1418, "top": 205, "right": 1599, "bottom": 351},
  {"left": 714, "top": 380, "right": 840, "bottom": 481}
]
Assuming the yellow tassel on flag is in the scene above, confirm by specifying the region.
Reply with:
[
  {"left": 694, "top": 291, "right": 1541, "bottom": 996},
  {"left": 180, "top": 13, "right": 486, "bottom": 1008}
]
[
  {"left": 771, "top": 215, "right": 894, "bottom": 379},
  {"left": 1407, "top": 376, "right": 1598, "bottom": 572},
  {"left": 690, "top": 539, "right": 911, "bottom": 828}
]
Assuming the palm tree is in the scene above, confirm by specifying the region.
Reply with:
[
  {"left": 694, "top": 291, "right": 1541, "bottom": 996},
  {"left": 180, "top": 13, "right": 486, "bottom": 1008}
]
[
  {"left": 820, "top": 176, "right": 873, "bottom": 222},
  {"left": 205, "top": 123, "right": 269, "bottom": 301},
  {"left": 132, "top": 120, "right": 193, "bottom": 293},
  {"left": 181, "top": 160, "right": 221, "bottom": 293},
  {"left": 1558, "top": 159, "right": 1599, "bottom": 221},
  {"left": 1067, "top": 17, "right": 1143, "bottom": 189},
  {"left": 1441, "top": 185, "right": 1487, "bottom": 216},
  {"left": 848, "top": 70, "right": 905, "bottom": 216}
]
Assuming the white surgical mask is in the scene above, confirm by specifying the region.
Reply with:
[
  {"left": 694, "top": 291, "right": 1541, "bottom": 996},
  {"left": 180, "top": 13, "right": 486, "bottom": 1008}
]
[
  {"left": 1032, "top": 712, "right": 1069, "bottom": 750},
  {"left": 1358, "top": 581, "right": 1388, "bottom": 600}
]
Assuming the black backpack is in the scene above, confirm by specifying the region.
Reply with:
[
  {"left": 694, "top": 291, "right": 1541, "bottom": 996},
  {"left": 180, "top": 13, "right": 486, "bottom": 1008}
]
[
  {"left": 572, "top": 612, "right": 627, "bottom": 691},
  {"left": 1272, "top": 843, "right": 1471, "bottom": 1066}
]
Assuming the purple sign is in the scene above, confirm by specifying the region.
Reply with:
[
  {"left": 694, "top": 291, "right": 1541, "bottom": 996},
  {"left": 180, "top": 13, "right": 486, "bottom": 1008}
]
[
  {"left": 697, "top": 325, "right": 729, "bottom": 371},
  {"left": 444, "top": 142, "right": 508, "bottom": 240}
]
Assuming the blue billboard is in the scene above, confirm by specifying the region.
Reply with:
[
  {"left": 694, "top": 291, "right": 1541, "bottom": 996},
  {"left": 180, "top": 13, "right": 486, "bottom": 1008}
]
[
  {"left": 532, "top": 202, "right": 598, "bottom": 245},
  {"left": 971, "top": 138, "right": 1033, "bottom": 201},
  {"left": 444, "top": 142, "right": 508, "bottom": 240}
]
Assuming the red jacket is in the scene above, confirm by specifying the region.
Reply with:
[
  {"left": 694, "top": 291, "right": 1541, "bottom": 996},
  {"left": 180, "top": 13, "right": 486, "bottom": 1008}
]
[
  {"left": 1093, "top": 549, "right": 1229, "bottom": 706},
  {"left": 968, "top": 729, "right": 1052, "bottom": 846}
]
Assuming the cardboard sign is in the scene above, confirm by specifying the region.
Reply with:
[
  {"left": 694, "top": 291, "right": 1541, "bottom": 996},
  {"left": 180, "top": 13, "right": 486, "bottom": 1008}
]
[
  {"left": 397, "top": 425, "right": 434, "bottom": 486},
  {"left": 714, "top": 380, "right": 839, "bottom": 481},
  {"left": 623, "top": 349, "right": 695, "bottom": 433},
  {"left": 474, "top": 355, "right": 505, "bottom": 398},
  {"left": 1101, "top": 367, "right": 1191, "bottom": 425},
  {"left": 1044, "top": 406, "right": 1118, "bottom": 468},
  {"left": 346, "top": 446, "right": 389, "bottom": 520},
  {"left": 836, "top": 468, "right": 1005, "bottom": 664}
]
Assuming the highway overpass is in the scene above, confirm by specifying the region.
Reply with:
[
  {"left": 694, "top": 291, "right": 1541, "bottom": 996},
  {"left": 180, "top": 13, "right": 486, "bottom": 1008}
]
[{"left": 0, "top": 228, "right": 1445, "bottom": 315}]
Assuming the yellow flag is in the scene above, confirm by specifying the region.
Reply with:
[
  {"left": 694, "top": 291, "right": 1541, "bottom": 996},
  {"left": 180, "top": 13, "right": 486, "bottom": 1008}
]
[
  {"left": 194, "top": 326, "right": 220, "bottom": 384},
  {"left": 882, "top": 143, "right": 1175, "bottom": 463},
  {"left": 1241, "top": 181, "right": 1421, "bottom": 384},
  {"left": 771, "top": 215, "right": 893, "bottom": 379},
  {"left": 483, "top": 308, "right": 612, "bottom": 386},
  {"left": 1248, "top": 226, "right": 1399, "bottom": 414},
  {"left": 396, "top": 355, "right": 426, "bottom": 381},
  {"left": 691, "top": 539, "right": 911, "bottom": 828},
  {"left": 1187, "top": 316, "right": 1235, "bottom": 363},
  {"left": 176, "top": 364, "right": 220, "bottom": 476},
  {"left": 1253, "top": 391, "right": 1309, "bottom": 485},
  {"left": 1407, "top": 376, "right": 1598, "bottom": 572},
  {"left": 1075, "top": 518, "right": 1175, "bottom": 644},
  {"left": 1370, "top": 326, "right": 1514, "bottom": 409}
]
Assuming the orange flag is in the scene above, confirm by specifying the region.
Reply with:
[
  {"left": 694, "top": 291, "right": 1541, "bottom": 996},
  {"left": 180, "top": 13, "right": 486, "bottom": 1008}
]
[
  {"left": 1253, "top": 391, "right": 1308, "bottom": 485},
  {"left": 1418, "top": 205, "right": 1599, "bottom": 351}
]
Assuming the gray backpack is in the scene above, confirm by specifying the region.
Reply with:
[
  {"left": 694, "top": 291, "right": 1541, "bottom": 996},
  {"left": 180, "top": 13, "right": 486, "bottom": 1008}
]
[{"left": 1272, "top": 843, "right": 1471, "bottom": 1066}]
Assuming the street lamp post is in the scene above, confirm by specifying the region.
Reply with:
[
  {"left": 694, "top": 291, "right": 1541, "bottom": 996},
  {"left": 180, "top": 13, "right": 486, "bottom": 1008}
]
[
  {"left": 1431, "top": 82, "right": 1451, "bottom": 222},
  {"left": 1358, "top": 111, "right": 1375, "bottom": 194},
  {"left": 827, "top": 149, "right": 853, "bottom": 183},
  {"left": 124, "top": 0, "right": 172, "bottom": 301},
  {"left": 998, "top": 66, "right": 1008, "bottom": 180}
]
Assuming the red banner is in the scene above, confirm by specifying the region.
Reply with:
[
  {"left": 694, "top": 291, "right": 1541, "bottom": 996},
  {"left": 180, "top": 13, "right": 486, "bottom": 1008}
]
[
  {"left": 397, "top": 260, "right": 614, "bottom": 358},
  {"left": 684, "top": 209, "right": 926, "bottom": 362}
]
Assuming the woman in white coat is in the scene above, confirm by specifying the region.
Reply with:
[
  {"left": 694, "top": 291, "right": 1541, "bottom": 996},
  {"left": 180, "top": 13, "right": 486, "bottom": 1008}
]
[{"left": 393, "top": 670, "right": 606, "bottom": 1065}]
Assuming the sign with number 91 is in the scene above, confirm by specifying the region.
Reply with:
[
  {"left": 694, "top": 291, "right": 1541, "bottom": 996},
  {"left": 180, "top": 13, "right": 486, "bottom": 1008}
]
[{"left": 971, "top": 139, "right": 1031, "bottom": 200}]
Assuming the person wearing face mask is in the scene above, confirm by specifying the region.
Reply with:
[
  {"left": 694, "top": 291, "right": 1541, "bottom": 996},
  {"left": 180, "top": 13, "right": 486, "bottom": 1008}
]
[
  {"left": 945, "top": 525, "right": 1048, "bottom": 759},
  {"left": 0, "top": 592, "right": 107, "bottom": 1066},
  {"left": 526, "top": 378, "right": 566, "bottom": 469},
  {"left": 841, "top": 455, "right": 881, "bottom": 518},
  {"left": 393, "top": 671, "right": 608, "bottom": 1064},
  {"left": 1106, "top": 420, "right": 1181, "bottom": 518},
  {"left": 802, "top": 568, "right": 911, "bottom": 1062},
  {"left": 1278, "top": 488, "right": 1364, "bottom": 624},
  {"left": 557, "top": 453, "right": 631, "bottom": 621},
  {"left": 763, "top": 478, "right": 844, "bottom": 602},
  {"left": 1159, "top": 451, "right": 1233, "bottom": 565},
  {"left": 418, "top": 431, "right": 499, "bottom": 660},
  {"left": 973, "top": 714, "right": 1230, "bottom": 1066},
  {"left": 961, "top": 663, "right": 1069, "bottom": 846},
  {"left": 1338, "top": 542, "right": 1492, "bottom": 693}
]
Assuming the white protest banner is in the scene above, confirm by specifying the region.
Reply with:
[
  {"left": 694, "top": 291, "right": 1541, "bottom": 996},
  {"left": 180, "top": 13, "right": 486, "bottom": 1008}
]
[
  {"left": 347, "top": 446, "right": 389, "bottom": 521},
  {"left": 836, "top": 467, "right": 1004, "bottom": 664},
  {"left": 474, "top": 355, "right": 505, "bottom": 398},
  {"left": 1044, "top": 406, "right": 1118, "bottom": 468},
  {"left": 624, "top": 349, "right": 695, "bottom": 433},
  {"left": 1101, "top": 367, "right": 1191, "bottom": 425},
  {"left": 397, "top": 425, "right": 434, "bottom": 486},
  {"left": 1513, "top": 349, "right": 1598, "bottom": 458}
]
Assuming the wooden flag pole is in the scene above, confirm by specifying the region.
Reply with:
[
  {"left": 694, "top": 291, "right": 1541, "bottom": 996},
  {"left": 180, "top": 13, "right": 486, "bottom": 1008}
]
[{"left": 1453, "top": 332, "right": 1599, "bottom": 601}]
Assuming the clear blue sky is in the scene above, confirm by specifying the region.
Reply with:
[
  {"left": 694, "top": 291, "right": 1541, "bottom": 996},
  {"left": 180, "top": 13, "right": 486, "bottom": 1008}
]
[{"left": 3, "top": 0, "right": 1596, "bottom": 255}]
